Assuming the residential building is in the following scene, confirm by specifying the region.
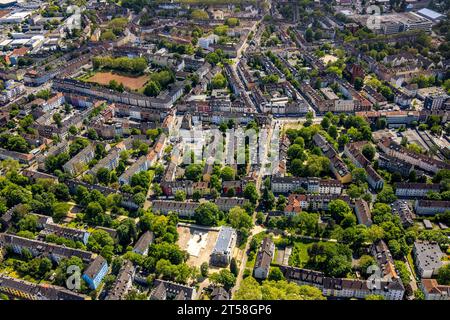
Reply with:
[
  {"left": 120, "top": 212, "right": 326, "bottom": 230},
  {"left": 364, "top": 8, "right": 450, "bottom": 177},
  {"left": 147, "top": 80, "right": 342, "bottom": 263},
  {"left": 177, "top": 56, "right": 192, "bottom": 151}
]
[
  {"left": 151, "top": 200, "right": 200, "bottom": 217},
  {"left": 370, "top": 240, "right": 398, "bottom": 279},
  {"left": 271, "top": 176, "right": 343, "bottom": 195},
  {"left": 0, "top": 274, "right": 89, "bottom": 300},
  {"left": 284, "top": 194, "right": 351, "bottom": 215},
  {"left": 211, "top": 286, "right": 230, "bottom": 300},
  {"left": 118, "top": 155, "right": 151, "bottom": 185},
  {"left": 82, "top": 255, "right": 109, "bottom": 290},
  {"left": 280, "top": 266, "right": 404, "bottom": 300},
  {"left": 210, "top": 226, "right": 237, "bottom": 267},
  {"left": 105, "top": 260, "right": 135, "bottom": 300},
  {"left": 424, "top": 94, "right": 448, "bottom": 111},
  {"left": 253, "top": 237, "right": 275, "bottom": 280},
  {"left": 413, "top": 241, "right": 444, "bottom": 278},
  {"left": 0, "top": 147, "right": 35, "bottom": 165},
  {"left": 423, "top": 219, "right": 433, "bottom": 230},
  {"left": 313, "top": 133, "right": 351, "bottom": 183},
  {"left": 88, "top": 146, "right": 125, "bottom": 176},
  {"left": 377, "top": 154, "right": 413, "bottom": 177},
  {"left": 378, "top": 138, "right": 450, "bottom": 173},
  {"left": 414, "top": 200, "right": 450, "bottom": 215},
  {"left": 0, "top": 233, "right": 93, "bottom": 264},
  {"left": 132, "top": 231, "right": 154, "bottom": 256},
  {"left": 344, "top": 142, "right": 384, "bottom": 190},
  {"left": 63, "top": 144, "right": 96, "bottom": 176},
  {"left": 395, "top": 183, "right": 440, "bottom": 198},
  {"left": 40, "top": 223, "right": 90, "bottom": 245},
  {"left": 214, "top": 197, "right": 249, "bottom": 212},
  {"left": 392, "top": 200, "right": 415, "bottom": 227},
  {"left": 53, "top": 78, "right": 182, "bottom": 110},
  {"left": 161, "top": 180, "right": 194, "bottom": 197},
  {"left": 150, "top": 279, "right": 196, "bottom": 300},
  {"left": 353, "top": 199, "right": 372, "bottom": 227},
  {"left": 421, "top": 279, "right": 450, "bottom": 300},
  {"left": 222, "top": 180, "right": 246, "bottom": 195}
]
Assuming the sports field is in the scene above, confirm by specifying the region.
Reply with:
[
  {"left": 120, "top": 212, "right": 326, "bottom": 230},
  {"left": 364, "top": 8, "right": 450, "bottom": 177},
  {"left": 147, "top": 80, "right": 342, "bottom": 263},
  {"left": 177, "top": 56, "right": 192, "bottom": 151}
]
[{"left": 87, "top": 71, "right": 149, "bottom": 90}]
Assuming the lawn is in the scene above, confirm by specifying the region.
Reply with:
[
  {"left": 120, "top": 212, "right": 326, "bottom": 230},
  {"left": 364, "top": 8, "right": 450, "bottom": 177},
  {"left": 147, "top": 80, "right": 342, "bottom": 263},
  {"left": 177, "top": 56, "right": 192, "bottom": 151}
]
[
  {"left": 87, "top": 71, "right": 150, "bottom": 91},
  {"left": 246, "top": 252, "right": 256, "bottom": 269},
  {"left": 407, "top": 251, "right": 418, "bottom": 279},
  {"left": 289, "top": 240, "right": 331, "bottom": 268}
]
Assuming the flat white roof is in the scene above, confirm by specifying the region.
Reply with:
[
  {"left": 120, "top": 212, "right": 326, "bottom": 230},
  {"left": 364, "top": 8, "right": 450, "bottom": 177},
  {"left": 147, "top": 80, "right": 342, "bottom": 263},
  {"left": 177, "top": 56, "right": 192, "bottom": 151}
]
[
  {"left": 417, "top": 8, "right": 443, "bottom": 20},
  {"left": 10, "top": 38, "right": 29, "bottom": 44},
  {"left": 8, "top": 11, "right": 32, "bottom": 18},
  {"left": 0, "top": 39, "right": 12, "bottom": 46},
  {"left": 340, "top": 10, "right": 353, "bottom": 16}
]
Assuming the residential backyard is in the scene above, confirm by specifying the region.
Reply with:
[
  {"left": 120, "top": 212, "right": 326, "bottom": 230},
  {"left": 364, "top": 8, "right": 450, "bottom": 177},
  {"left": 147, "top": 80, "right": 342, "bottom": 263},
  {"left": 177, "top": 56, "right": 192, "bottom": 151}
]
[{"left": 288, "top": 239, "right": 333, "bottom": 268}]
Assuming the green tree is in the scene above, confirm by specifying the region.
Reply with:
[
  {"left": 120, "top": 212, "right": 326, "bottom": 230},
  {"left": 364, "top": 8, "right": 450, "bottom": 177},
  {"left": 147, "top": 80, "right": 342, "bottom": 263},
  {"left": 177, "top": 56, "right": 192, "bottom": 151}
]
[
  {"left": 365, "top": 294, "right": 385, "bottom": 300},
  {"left": 117, "top": 219, "right": 137, "bottom": 246},
  {"left": 362, "top": 144, "right": 376, "bottom": 161},
  {"left": 17, "top": 215, "right": 39, "bottom": 232},
  {"left": 230, "top": 257, "right": 239, "bottom": 277},
  {"left": 376, "top": 185, "right": 397, "bottom": 203},
  {"left": 191, "top": 9, "right": 208, "bottom": 20},
  {"left": 220, "top": 166, "right": 235, "bottom": 181},
  {"left": 268, "top": 267, "right": 284, "bottom": 281},
  {"left": 96, "top": 167, "right": 111, "bottom": 185},
  {"left": 194, "top": 202, "right": 220, "bottom": 226},
  {"left": 144, "top": 81, "right": 161, "bottom": 97},
  {"left": 185, "top": 164, "right": 203, "bottom": 182},
  {"left": 52, "top": 202, "right": 71, "bottom": 222},
  {"left": 327, "top": 125, "right": 338, "bottom": 139},
  {"left": 320, "top": 117, "right": 330, "bottom": 130},
  {"left": 437, "top": 264, "right": 450, "bottom": 285},
  {"left": 211, "top": 73, "right": 227, "bottom": 89},
  {"left": 358, "top": 255, "right": 376, "bottom": 276},
  {"left": 174, "top": 190, "right": 186, "bottom": 202},
  {"left": 328, "top": 199, "right": 352, "bottom": 222},
  {"left": 352, "top": 168, "right": 368, "bottom": 185},
  {"left": 210, "top": 269, "right": 236, "bottom": 290},
  {"left": 354, "top": 77, "right": 364, "bottom": 91},
  {"left": 200, "top": 262, "right": 209, "bottom": 278},
  {"left": 395, "top": 260, "right": 411, "bottom": 285},
  {"left": 228, "top": 206, "right": 253, "bottom": 230},
  {"left": 234, "top": 276, "right": 262, "bottom": 299},
  {"left": 305, "top": 28, "right": 314, "bottom": 42},
  {"left": 244, "top": 183, "right": 259, "bottom": 205}
]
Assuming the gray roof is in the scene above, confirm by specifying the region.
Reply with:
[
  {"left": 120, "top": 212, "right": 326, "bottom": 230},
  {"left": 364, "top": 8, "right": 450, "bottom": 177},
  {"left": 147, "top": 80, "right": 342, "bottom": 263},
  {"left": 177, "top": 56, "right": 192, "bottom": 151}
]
[
  {"left": 254, "top": 237, "right": 274, "bottom": 271},
  {"left": 211, "top": 286, "right": 229, "bottom": 300},
  {"left": 151, "top": 279, "right": 196, "bottom": 300},
  {"left": 105, "top": 260, "right": 135, "bottom": 300},
  {"left": 0, "top": 274, "right": 88, "bottom": 300},
  {"left": 413, "top": 241, "right": 443, "bottom": 272},
  {"left": 212, "top": 226, "right": 236, "bottom": 254},
  {"left": 133, "top": 231, "right": 154, "bottom": 253},
  {"left": 41, "top": 223, "right": 90, "bottom": 241},
  {"left": 84, "top": 255, "right": 107, "bottom": 279},
  {"left": 0, "top": 233, "right": 93, "bottom": 263}
]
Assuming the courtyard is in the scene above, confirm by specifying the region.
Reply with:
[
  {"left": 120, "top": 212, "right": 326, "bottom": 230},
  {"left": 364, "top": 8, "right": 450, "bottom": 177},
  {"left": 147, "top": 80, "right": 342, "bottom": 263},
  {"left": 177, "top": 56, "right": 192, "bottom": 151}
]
[{"left": 177, "top": 224, "right": 220, "bottom": 268}]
